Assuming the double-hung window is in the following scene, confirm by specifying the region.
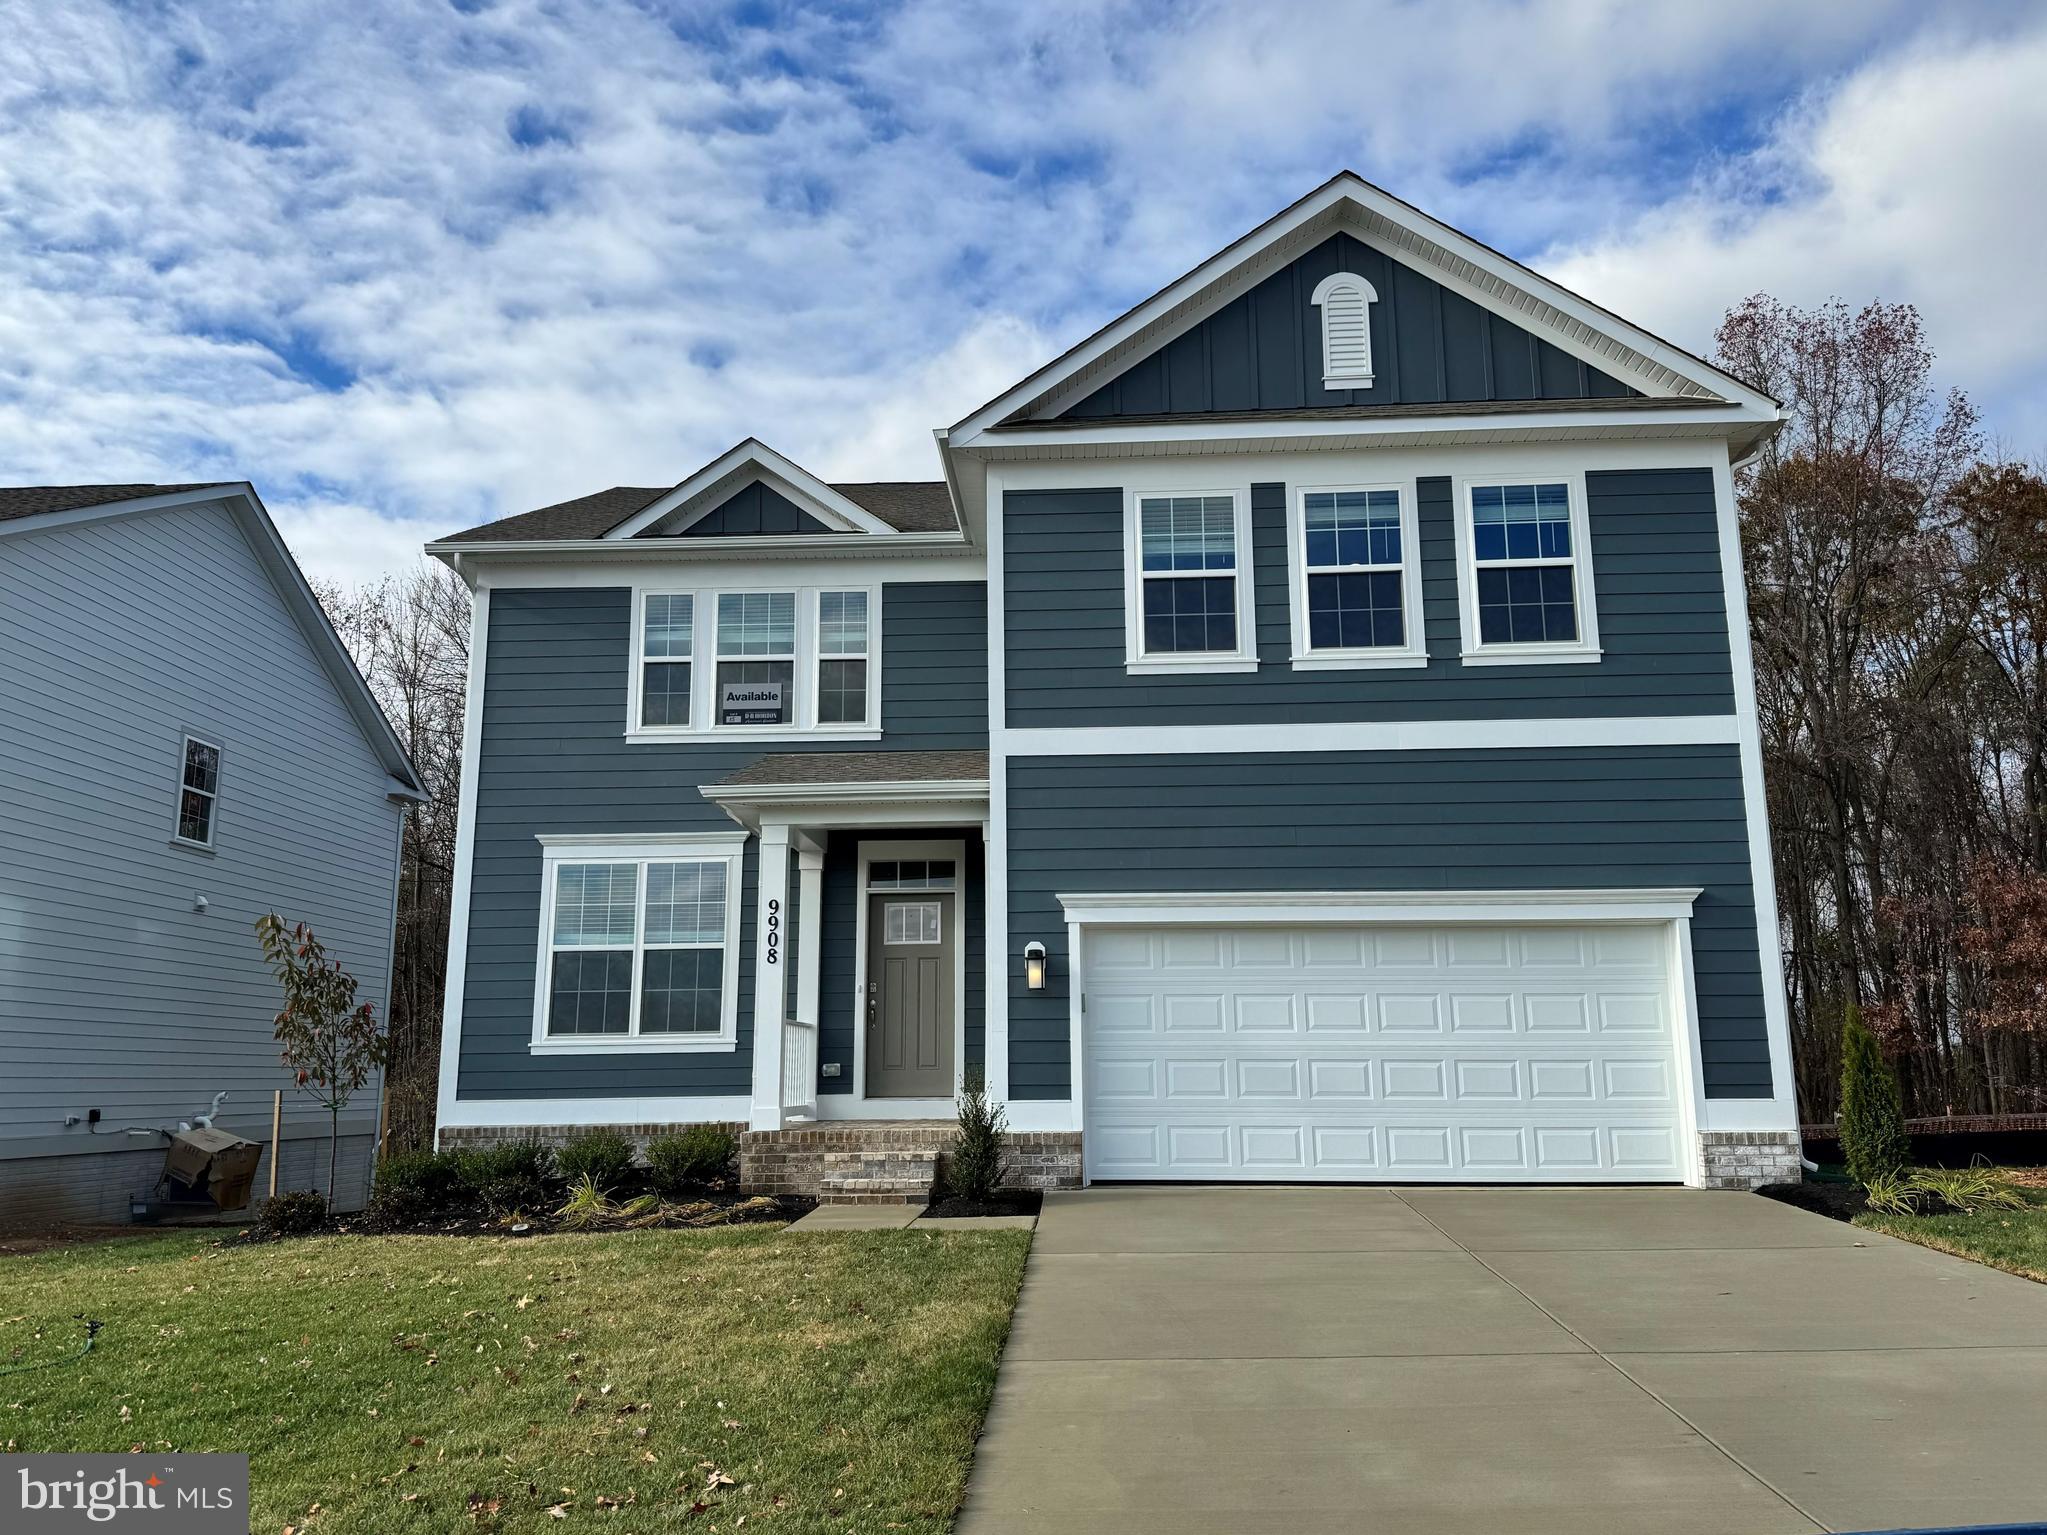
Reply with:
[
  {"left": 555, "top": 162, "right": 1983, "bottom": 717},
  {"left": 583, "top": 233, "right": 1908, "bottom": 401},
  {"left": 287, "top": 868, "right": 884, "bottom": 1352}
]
[
  {"left": 1456, "top": 477, "right": 1601, "bottom": 664},
  {"left": 630, "top": 585, "right": 879, "bottom": 737},
  {"left": 1289, "top": 484, "right": 1426, "bottom": 667},
  {"left": 534, "top": 836, "right": 744, "bottom": 1050},
  {"left": 717, "top": 591, "right": 796, "bottom": 726},
  {"left": 1127, "top": 489, "right": 1255, "bottom": 671},
  {"left": 173, "top": 736, "right": 221, "bottom": 848},
  {"left": 815, "top": 590, "right": 870, "bottom": 725},
  {"left": 639, "top": 595, "right": 693, "bottom": 726}
]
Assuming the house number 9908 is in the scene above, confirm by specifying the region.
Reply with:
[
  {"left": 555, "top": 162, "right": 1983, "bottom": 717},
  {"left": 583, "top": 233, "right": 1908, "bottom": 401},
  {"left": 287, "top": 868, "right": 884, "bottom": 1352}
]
[{"left": 765, "top": 899, "right": 780, "bottom": 964}]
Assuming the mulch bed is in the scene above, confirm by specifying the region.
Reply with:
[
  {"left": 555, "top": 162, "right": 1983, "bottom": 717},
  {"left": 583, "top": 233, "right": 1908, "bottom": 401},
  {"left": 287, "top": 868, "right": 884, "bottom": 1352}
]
[
  {"left": 232, "top": 1189, "right": 814, "bottom": 1245},
  {"left": 921, "top": 1189, "right": 1042, "bottom": 1220},
  {"left": 1757, "top": 1179, "right": 1867, "bottom": 1222}
]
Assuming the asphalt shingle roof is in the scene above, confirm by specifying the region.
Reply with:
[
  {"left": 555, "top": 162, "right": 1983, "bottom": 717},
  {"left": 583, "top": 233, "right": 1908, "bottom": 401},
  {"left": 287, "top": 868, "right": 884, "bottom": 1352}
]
[
  {"left": 0, "top": 483, "right": 230, "bottom": 525},
  {"left": 712, "top": 750, "right": 990, "bottom": 788},
  {"left": 439, "top": 479, "right": 957, "bottom": 544}
]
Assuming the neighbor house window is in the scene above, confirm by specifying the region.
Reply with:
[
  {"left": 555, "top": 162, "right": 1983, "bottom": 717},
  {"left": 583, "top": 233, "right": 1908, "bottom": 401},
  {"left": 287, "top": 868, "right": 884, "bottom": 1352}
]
[
  {"left": 1290, "top": 484, "right": 1425, "bottom": 667},
  {"left": 639, "top": 594, "right": 693, "bottom": 727},
  {"left": 534, "top": 837, "right": 744, "bottom": 1049},
  {"left": 631, "top": 584, "right": 881, "bottom": 736},
  {"left": 174, "top": 736, "right": 221, "bottom": 847},
  {"left": 815, "top": 590, "right": 869, "bottom": 725},
  {"left": 1458, "top": 478, "right": 1601, "bottom": 663},
  {"left": 1128, "top": 490, "right": 1255, "bottom": 671},
  {"left": 1311, "top": 271, "right": 1378, "bottom": 390}
]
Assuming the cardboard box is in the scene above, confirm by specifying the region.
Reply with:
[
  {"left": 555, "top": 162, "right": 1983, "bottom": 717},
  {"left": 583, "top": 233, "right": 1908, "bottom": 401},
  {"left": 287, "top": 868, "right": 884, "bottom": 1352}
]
[{"left": 164, "top": 1126, "right": 264, "bottom": 1210}]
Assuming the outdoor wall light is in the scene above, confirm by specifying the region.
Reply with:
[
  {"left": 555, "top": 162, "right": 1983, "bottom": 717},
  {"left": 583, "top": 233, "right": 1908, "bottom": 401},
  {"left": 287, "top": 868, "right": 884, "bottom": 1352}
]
[{"left": 1023, "top": 941, "right": 1047, "bottom": 991}]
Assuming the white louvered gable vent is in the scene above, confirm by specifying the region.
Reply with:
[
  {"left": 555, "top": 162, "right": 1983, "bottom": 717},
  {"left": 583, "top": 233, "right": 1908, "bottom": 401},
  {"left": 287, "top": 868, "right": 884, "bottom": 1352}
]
[{"left": 1311, "top": 271, "right": 1379, "bottom": 391}]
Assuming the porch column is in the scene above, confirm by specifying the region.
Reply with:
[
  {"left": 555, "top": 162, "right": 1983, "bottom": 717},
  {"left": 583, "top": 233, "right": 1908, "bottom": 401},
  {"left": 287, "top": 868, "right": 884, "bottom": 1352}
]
[
  {"left": 796, "top": 845, "right": 824, "bottom": 1026},
  {"left": 748, "top": 824, "right": 793, "bottom": 1131}
]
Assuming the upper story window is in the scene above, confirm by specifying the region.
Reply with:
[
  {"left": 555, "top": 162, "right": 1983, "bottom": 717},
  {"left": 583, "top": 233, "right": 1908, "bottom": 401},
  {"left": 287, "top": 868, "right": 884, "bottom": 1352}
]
[
  {"left": 1453, "top": 476, "right": 1602, "bottom": 666},
  {"left": 173, "top": 736, "right": 221, "bottom": 849},
  {"left": 1287, "top": 484, "right": 1427, "bottom": 670},
  {"left": 1310, "top": 272, "right": 1378, "bottom": 391},
  {"left": 629, "top": 584, "right": 880, "bottom": 740},
  {"left": 1124, "top": 489, "right": 1257, "bottom": 674},
  {"left": 532, "top": 835, "right": 745, "bottom": 1052}
]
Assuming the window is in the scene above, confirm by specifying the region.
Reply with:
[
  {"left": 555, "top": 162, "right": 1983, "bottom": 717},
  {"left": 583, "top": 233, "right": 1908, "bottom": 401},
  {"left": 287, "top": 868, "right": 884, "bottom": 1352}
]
[
  {"left": 1456, "top": 477, "right": 1601, "bottom": 664},
  {"left": 883, "top": 900, "right": 942, "bottom": 945},
  {"left": 869, "top": 859, "right": 956, "bottom": 891},
  {"left": 1290, "top": 484, "right": 1426, "bottom": 667},
  {"left": 1311, "top": 271, "right": 1378, "bottom": 390},
  {"left": 1127, "top": 489, "right": 1255, "bottom": 672},
  {"left": 173, "top": 737, "right": 221, "bottom": 847},
  {"left": 534, "top": 836, "right": 745, "bottom": 1050},
  {"left": 815, "top": 589, "right": 869, "bottom": 725},
  {"left": 631, "top": 585, "right": 879, "bottom": 738}
]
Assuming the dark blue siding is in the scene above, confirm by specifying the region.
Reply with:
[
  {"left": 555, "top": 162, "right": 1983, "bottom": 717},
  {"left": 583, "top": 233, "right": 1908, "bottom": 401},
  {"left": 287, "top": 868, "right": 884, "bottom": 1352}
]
[
  {"left": 1062, "top": 233, "right": 1636, "bottom": 418},
  {"left": 458, "top": 581, "right": 987, "bottom": 1100},
  {"left": 671, "top": 480, "right": 836, "bottom": 537},
  {"left": 1004, "top": 468, "right": 1735, "bottom": 726},
  {"left": 1004, "top": 746, "right": 1772, "bottom": 1102}
]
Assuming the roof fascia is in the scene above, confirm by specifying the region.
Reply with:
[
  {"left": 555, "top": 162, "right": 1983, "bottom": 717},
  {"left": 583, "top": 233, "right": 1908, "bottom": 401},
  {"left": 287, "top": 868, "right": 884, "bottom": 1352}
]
[{"left": 605, "top": 439, "right": 895, "bottom": 538}]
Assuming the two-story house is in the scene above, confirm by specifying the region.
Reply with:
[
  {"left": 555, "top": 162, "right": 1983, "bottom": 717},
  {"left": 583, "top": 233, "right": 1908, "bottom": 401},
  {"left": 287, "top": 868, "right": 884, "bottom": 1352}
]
[{"left": 429, "top": 173, "right": 1800, "bottom": 1195}]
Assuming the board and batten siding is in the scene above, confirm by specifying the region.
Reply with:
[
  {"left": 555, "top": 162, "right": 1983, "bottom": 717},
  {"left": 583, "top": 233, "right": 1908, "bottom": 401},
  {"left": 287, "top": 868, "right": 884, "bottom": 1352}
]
[
  {"left": 1003, "top": 745, "right": 1773, "bottom": 1102},
  {"left": 0, "top": 498, "right": 404, "bottom": 1212},
  {"left": 459, "top": 581, "right": 987, "bottom": 1101},
  {"left": 1004, "top": 468, "right": 1735, "bottom": 727},
  {"left": 1060, "top": 231, "right": 1637, "bottom": 420}
]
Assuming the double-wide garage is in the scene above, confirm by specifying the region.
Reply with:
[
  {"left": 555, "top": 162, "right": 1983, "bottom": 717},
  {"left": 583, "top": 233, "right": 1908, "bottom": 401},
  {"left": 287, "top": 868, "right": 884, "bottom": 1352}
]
[{"left": 1079, "top": 915, "right": 1692, "bottom": 1183}]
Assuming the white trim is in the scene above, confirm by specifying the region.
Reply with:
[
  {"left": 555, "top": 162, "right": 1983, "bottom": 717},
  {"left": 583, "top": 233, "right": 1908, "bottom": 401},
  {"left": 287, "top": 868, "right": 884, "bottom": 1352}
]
[
  {"left": 1056, "top": 887, "right": 1703, "bottom": 926},
  {"left": 605, "top": 438, "right": 899, "bottom": 538},
  {"left": 1286, "top": 481, "right": 1426, "bottom": 668},
  {"left": 985, "top": 465, "right": 1011, "bottom": 1101},
  {"left": 850, "top": 838, "right": 969, "bottom": 1104},
  {"left": 1450, "top": 470, "right": 1603, "bottom": 664},
  {"left": 437, "top": 1095, "right": 751, "bottom": 1130},
  {"left": 816, "top": 1097, "right": 957, "bottom": 1121},
  {"left": 796, "top": 845, "right": 825, "bottom": 1027},
  {"left": 433, "top": 537, "right": 973, "bottom": 578},
  {"left": 434, "top": 586, "right": 490, "bottom": 1148},
  {"left": 170, "top": 733, "right": 222, "bottom": 849},
  {"left": 1711, "top": 446, "right": 1801, "bottom": 1131},
  {"left": 1001, "top": 713, "right": 1740, "bottom": 758},
  {"left": 749, "top": 825, "right": 793, "bottom": 1129},
  {"left": 1310, "top": 270, "right": 1378, "bottom": 390},
  {"left": 1122, "top": 485, "right": 1258, "bottom": 672},
  {"left": 1669, "top": 914, "right": 1708, "bottom": 1185},
  {"left": 528, "top": 833, "right": 746, "bottom": 1055}
]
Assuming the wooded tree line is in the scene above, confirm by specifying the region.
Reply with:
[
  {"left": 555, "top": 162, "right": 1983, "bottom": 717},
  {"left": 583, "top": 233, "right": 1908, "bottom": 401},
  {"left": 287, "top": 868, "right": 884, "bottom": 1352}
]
[{"left": 318, "top": 293, "right": 2047, "bottom": 1146}]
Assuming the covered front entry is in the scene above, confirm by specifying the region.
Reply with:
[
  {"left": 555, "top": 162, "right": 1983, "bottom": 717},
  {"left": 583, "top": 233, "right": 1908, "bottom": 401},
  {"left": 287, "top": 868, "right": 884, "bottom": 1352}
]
[
  {"left": 1067, "top": 891, "right": 1704, "bottom": 1185},
  {"left": 867, "top": 888, "right": 956, "bottom": 1096}
]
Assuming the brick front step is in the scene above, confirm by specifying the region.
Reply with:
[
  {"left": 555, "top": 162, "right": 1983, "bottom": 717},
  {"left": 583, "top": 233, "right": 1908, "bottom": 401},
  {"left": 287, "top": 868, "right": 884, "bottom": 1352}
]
[{"left": 740, "top": 1120, "right": 1082, "bottom": 1200}]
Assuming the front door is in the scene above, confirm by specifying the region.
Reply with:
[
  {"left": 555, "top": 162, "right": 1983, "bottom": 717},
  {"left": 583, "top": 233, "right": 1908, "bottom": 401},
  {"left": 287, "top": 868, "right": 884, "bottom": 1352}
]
[{"left": 866, "top": 892, "right": 955, "bottom": 1097}]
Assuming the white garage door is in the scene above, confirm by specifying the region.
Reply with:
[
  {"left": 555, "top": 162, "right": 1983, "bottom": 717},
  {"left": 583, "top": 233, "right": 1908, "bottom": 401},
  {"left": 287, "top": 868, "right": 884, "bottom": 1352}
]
[{"left": 1081, "top": 922, "right": 1687, "bottom": 1183}]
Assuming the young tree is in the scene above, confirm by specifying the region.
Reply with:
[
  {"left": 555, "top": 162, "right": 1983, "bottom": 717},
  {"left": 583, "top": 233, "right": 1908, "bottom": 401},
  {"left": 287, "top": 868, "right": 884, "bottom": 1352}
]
[
  {"left": 256, "top": 914, "right": 389, "bottom": 1201},
  {"left": 1838, "top": 1003, "right": 1910, "bottom": 1187}
]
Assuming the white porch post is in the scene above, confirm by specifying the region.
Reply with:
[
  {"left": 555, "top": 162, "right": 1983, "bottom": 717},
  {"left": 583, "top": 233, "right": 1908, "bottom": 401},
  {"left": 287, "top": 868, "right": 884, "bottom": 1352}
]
[
  {"left": 748, "top": 824, "right": 793, "bottom": 1131},
  {"left": 796, "top": 845, "right": 825, "bottom": 1026}
]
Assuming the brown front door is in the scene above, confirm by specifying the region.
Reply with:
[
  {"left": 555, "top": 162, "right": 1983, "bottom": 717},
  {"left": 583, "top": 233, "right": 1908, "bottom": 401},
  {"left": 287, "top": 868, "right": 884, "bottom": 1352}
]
[{"left": 866, "top": 892, "right": 955, "bottom": 1097}]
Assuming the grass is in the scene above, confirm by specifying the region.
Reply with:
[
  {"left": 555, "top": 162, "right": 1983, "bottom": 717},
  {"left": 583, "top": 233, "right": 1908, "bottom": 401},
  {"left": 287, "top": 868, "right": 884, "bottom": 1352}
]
[
  {"left": 0, "top": 1224, "right": 1030, "bottom": 1533},
  {"left": 1854, "top": 1179, "right": 2047, "bottom": 1283}
]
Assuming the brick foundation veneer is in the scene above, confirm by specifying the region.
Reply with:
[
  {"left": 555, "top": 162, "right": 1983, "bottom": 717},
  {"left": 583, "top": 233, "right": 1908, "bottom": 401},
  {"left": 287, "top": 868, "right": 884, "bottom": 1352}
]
[{"left": 1698, "top": 1131, "right": 1803, "bottom": 1190}]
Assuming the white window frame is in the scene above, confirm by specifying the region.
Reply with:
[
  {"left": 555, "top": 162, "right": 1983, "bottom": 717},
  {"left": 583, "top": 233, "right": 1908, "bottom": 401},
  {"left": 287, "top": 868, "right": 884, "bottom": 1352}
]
[
  {"left": 1310, "top": 271, "right": 1378, "bottom": 391},
  {"left": 1122, "top": 486, "right": 1258, "bottom": 675},
  {"left": 1286, "top": 481, "right": 1427, "bottom": 670},
  {"left": 529, "top": 832, "right": 748, "bottom": 1054},
  {"left": 1450, "top": 470, "right": 1603, "bottom": 666},
  {"left": 626, "top": 583, "right": 882, "bottom": 742},
  {"left": 171, "top": 734, "right": 222, "bottom": 850},
  {"left": 810, "top": 588, "right": 874, "bottom": 730}
]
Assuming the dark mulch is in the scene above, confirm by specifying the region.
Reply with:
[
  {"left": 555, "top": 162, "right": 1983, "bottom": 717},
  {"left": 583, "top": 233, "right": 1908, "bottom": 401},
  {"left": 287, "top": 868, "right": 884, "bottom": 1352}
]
[
  {"left": 922, "top": 1189, "right": 1042, "bottom": 1220},
  {"left": 1758, "top": 1179, "right": 1867, "bottom": 1222},
  {"left": 233, "top": 1189, "right": 814, "bottom": 1245}
]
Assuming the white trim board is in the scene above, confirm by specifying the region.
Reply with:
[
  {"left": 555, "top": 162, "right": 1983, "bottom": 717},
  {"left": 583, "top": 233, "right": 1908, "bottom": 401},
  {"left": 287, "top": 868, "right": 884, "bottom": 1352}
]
[
  {"left": 1056, "top": 887, "right": 1704, "bottom": 926},
  {"left": 606, "top": 438, "right": 899, "bottom": 538},
  {"left": 433, "top": 585, "right": 491, "bottom": 1148},
  {"left": 1001, "top": 714, "right": 1741, "bottom": 758}
]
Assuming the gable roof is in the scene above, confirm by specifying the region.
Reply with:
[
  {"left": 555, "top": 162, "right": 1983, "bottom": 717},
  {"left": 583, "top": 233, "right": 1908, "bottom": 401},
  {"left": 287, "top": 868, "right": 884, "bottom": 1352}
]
[
  {"left": 0, "top": 483, "right": 423, "bottom": 798},
  {"left": 948, "top": 171, "right": 1777, "bottom": 446}
]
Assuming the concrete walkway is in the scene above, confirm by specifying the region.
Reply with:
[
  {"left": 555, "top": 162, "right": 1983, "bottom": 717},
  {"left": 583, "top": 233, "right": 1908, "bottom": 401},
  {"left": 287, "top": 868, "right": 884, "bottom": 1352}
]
[{"left": 956, "top": 1186, "right": 2047, "bottom": 1534}]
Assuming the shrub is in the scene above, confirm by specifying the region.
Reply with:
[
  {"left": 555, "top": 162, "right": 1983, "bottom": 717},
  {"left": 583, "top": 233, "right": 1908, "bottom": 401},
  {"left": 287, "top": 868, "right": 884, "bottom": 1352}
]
[
  {"left": 260, "top": 1189, "right": 329, "bottom": 1237},
  {"left": 646, "top": 1126, "right": 736, "bottom": 1194},
  {"left": 370, "top": 1150, "right": 464, "bottom": 1221},
  {"left": 452, "top": 1141, "right": 555, "bottom": 1215},
  {"left": 946, "top": 1072, "right": 1007, "bottom": 1203},
  {"left": 1907, "top": 1163, "right": 2029, "bottom": 1214},
  {"left": 1861, "top": 1170, "right": 1918, "bottom": 1217},
  {"left": 556, "top": 1128, "right": 637, "bottom": 1192},
  {"left": 1838, "top": 1004, "right": 1910, "bottom": 1188}
]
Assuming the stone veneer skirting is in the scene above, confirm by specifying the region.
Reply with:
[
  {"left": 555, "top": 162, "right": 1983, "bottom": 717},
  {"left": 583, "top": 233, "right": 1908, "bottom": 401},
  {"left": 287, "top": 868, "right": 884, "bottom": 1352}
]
[{"left": 1698, "top": 1131, "right": 1803, "bottom": 1191}]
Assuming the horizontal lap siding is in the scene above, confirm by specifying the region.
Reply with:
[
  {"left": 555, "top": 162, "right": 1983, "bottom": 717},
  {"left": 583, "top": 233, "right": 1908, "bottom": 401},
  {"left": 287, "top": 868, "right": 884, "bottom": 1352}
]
[
  {"left": 1004, "top": 468, "right": 1735, "bottom": 726},
  {"left": 460, "top": 582, "right": 986, "bottom": 1101},
  {"left": 1004, "top": 746, "right": 1771, "bottom": 1102}
]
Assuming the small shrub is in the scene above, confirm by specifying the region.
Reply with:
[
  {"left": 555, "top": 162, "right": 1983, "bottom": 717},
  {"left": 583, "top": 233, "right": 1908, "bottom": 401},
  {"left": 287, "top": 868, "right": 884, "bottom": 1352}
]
[
  {"left": 556, "top": 1173, "right": 615, "bottom": 1230},
  {"left": 1907, "top": 1163, "right": 2028, "bottom": 1214},
  {"left": 1838, "top": 1004, "right": 1910, "bottom": 1188},
  {"left": 371, "top": 1150, "right": 464, "bottom": 1221},
  {"left": 946, "top": 1072, "right": 1007, "bottom": 1203},
  {"left": 452, "top": 1141, "right": 555, "bottom": 1215},
  {"left": 1861, "top": 1170, "right": 1918, "bottom": 1216},
  {"left": 646, "top": 1126, "right": 736, "bottom": 1193},
  {"left": 556, "top": 1128, "right": 637, "bottom": 1191},
  {"left": 260, "top": 1188, "right": 329, "bottom": 1237}
]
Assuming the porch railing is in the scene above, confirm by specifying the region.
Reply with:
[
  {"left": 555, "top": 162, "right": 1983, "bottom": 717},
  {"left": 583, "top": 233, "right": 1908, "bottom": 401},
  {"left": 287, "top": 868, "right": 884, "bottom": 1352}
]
[{"left": 782, "top": 1017, "right": 818, "bottom": 1121}]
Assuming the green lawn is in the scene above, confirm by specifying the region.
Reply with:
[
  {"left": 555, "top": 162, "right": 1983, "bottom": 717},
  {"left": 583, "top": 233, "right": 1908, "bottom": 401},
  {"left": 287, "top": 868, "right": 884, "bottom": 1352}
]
[
  {"left": 1855, "top": 1194, "right": 2047, "bottom": 1283},
  {"left": 1, "top": 1224, "right": 1030, "bottom": 1533}
]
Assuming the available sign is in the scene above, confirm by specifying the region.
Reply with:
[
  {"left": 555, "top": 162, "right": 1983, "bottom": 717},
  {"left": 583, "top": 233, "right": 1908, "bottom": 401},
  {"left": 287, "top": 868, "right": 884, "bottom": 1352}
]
[
  {"left": 9, "top": 1455, "right": 248, "bottom": 1532},
  {"left": 720, "top": 680, "right": 785, "bottom": 725}
]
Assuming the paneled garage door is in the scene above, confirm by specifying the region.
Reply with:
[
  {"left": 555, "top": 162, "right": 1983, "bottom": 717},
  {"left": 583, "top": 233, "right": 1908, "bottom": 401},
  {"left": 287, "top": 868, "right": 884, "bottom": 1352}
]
[{"left": 1081, "top": 922, "right": 1688, "bottom": 1182}]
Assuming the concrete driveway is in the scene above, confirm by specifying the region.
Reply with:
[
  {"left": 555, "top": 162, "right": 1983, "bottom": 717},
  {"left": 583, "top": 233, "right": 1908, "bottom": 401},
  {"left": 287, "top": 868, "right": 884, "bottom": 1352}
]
[{"left": 956, "top": 1186, "right": 2047, "bottom": 1534}]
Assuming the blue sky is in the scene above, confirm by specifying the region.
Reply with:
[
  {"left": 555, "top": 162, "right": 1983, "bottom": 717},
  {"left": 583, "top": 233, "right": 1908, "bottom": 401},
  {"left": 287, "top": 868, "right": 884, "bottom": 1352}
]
[{"left": 3, "top": 0, "right": 2044, "bottom": 586}]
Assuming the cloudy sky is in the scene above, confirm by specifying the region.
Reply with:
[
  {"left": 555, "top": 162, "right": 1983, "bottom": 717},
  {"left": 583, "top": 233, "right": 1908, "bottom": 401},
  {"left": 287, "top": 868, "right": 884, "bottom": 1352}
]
[{"left": 3, "top": 1, "right": 2043, "bottom": 587}]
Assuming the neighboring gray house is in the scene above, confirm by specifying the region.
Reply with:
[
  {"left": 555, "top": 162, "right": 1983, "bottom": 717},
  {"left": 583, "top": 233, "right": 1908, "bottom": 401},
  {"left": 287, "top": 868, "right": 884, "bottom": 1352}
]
[
  {"left": 430, "top": 173, "right": 1802, "bottom": 1196},
  {"left": 0, "top": 483, "right": 423, "bottom": 1222}
]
